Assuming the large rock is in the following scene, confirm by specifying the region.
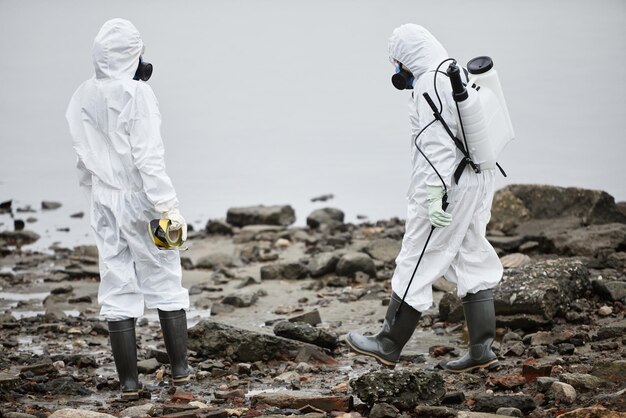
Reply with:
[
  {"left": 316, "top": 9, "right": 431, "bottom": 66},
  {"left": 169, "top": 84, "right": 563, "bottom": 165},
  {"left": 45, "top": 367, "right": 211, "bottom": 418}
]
[
  {"left": 550, "top": 223, "right": 626, "bottom": 257},
  {"left": 0, "top": 230, "right": 40, "bottom": 247},
  {"left": 309, "top": 252, "right": 340, "bottom": 277},
  {"left": 250, "top": 390, "right": 352, "bottom": 412},
  {"left": 559, "top": 373, "right": 606, "bottom": 392},
  {"left": 559, "top": 407, "right": 626, "bottom": 418},
  {"left": 260, "top": 262, "right": 309, "bottom": 280},
  {"left": 196, "top": 252, "right": 236, "bottom": 269},
  {"left": 336, "top": 252, "right": 376, "bottom": 278},
  {"left": 494, "top": 258, "right": 591, "bottom": 319},
  {"left": 350, "top": 369, "right": 445, "bottom": 410},
  {"left": 489, "top": 185, "right": 626, "bottom": 235},
  {"left": 226, "top": 205, "right": 295, "bottom": 227},
  {"left": 306, "top": 208, "right": 344, "bottom": 229},
  {"left": 365, "top": 238, "right": 401, "bottom": 264},
  {"left": 591, "top": 359, "right": 626, "bottom": 384},
  {"left": 592, "top": 280, "right": 626, "bottom": 302},
  {"left": 188, "top": 320, "right": 328, "bottom": 362},
  {"left": 273, "top": 321, "right": 338, "bottom": 350},
  {"left": 49, "top": 410, "right": 116, "bottom": 418}
]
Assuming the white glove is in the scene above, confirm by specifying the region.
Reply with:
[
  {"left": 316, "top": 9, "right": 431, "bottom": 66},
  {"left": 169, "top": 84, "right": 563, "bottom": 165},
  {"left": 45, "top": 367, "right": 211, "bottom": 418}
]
[
  {"left": 427, "top": 186, "right": 452, "bottom": 228},
  {"left": 161, "top": 208, "right": 187, "bottom": 242}
]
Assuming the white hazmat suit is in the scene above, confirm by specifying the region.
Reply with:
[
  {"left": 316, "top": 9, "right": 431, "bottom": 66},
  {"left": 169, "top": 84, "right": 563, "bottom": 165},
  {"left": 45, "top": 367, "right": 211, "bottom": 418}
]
[
  {"left": 66, "top": 18, "right": 189, "bottom": 320},
  {"left": 389, "top": 24, "right": 503, "bottom": 312}
]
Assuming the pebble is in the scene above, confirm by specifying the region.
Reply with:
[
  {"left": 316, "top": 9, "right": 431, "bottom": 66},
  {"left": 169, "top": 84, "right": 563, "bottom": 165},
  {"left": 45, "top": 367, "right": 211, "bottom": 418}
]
[
  {"left": 548, "top": 381, "right": 577, "bottom": 404},
  {"left": 598, "top": 305, "right": 613, "bottom": 316}
]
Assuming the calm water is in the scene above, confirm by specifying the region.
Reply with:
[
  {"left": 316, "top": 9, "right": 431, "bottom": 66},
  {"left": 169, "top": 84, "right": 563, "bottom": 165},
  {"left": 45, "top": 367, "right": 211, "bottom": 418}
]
[{"left": 1, "top": 0, "right": 625, "bottom": 250}]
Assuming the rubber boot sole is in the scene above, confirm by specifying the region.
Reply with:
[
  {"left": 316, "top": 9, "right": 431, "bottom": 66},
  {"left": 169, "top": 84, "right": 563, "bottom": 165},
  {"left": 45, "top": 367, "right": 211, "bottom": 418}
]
[
  {"left": 172, "top": 375, "right": 191, "bottom": 386},
  {"left": 120, "top": 390, "right": 140, "bottom": 401},
  {"left": 346, "top": 337, "right": 397, "bottom": 367},
  {"left": 443, "top": 358, "right": 499, "bottom": 374}
]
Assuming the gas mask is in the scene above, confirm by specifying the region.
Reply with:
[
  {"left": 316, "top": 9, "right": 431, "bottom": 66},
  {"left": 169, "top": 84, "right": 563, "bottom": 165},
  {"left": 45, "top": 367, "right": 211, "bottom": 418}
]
[
  {"left": 391, "top": 64, "right": 414, "bottom": 90},
  {"left": 134, "top": 57, "right": 153, "bottom": 81}
]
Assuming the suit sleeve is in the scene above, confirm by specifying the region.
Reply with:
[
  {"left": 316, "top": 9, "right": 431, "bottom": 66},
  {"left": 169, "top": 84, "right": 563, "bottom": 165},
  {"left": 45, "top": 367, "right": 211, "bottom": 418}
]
[{"left": 128, "top": 84, "right": 179, "bottom": 213}]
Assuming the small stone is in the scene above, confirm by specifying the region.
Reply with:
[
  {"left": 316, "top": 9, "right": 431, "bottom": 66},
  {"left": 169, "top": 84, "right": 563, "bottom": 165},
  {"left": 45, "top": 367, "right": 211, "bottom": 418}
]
[
  {"left": 496, "top": 407, "right": 524, "bottom": 417},
  {"left": 222, "top": 292, "right": 258, "bottom": 308},
  {"left": 440, "top": 391, "right": 465, "bottom": 405},
  {"left": 288, "top": 309, "right": 322, "bottom": 326},
  {"left": 536, "top": 377, "right": 557, "bottom": 393},
  {"left": 49, "top": 410, "right": 116, "bottom": 418},
  {"left": 557, "top": 343, "right": 575, "bottom": 355},
  {"left": 336, "top": 252, "right": 376, "bottom": 278},
  {"left": 275, "top": 238, "right": 291, "bottom": 248},
  {"left": 369, "top": 402, "right": 399, "bottom": 418},
  {"left": 51, "top": 284, "right": 73, "bottom": 294},
  {"left": 547, "top": 381, "right": 576, "bottom": 404},
  {"left": 137, "top": 358, "right": 160, "bottom": 374},
  {"left": 598, "top": 305, "right": 613, "bottom": 316},
  {"left": 119, "top": 403, "right": 157, "bottom": 418},
  {"left": 70, "top": 212, "right": 84, "bottom": 218},
  {"left": 42, "top": 201, "right": 62, "bottom": 210}
]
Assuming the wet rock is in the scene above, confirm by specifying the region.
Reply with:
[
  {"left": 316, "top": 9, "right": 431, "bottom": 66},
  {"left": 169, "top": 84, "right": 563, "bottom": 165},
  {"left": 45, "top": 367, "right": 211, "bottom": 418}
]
[
  {"left": 559, "top": 373, "right": 606, "bottom": 391},
  {"left": 489, "top": 185, "right": 626, "bottom": 235},
  {"left": 222, "top": 291, "right": 258, "bottom": 308},
  {"left": 311, "top": 194, "right": 334, "bottom": 202},
  {"left": 120, "top": 403, "right": 157, "bottom": 417},
  {"left": 0, "top": 200, "right": 11, "bottom": 214},
  {"left": 19, "top": 362, "right": 56, "bottom": 376},
  {"left": 551, "top": 223, "right": 626, "bottom": 257},
  {"left": 558, "top": 407, "right": 625, "bottom": 417},
  {"left": 536, "top": 377, "right": 558, "bottom": 393},
  {"left": 51, "top": 284, "right": 73, "bottom": 294},
  {"left": 137, "top": 358, "right": 160, "bottom": 374},
  {"left": 369, "top": 402, "right": 399, "bottom": 418},
  {"left": 592, "top": 388, "right": 626, "bottom": 412},
  {"left": 547, "top": 381, "right": 577, "bottom": 404},
  {"left": 496, "top": 408, "right": 524, "bottom": 417},
  {"left": 441, "top": 391, "right": 466, "bottom": 405},
  {"left": 205, "top": 219, "right": 234, "bottom": 235},
  {"left": 503, "top": 341, "right": 525, "bottom": 357},
  {"left": 307, "top": 207, "right": 344, "bottom": 229},
  {"left": 42, "top": 201, "right": 62, "bottom": 210},
  {"left": 4, "top": 413, "right": 38, "bottom": 418},
  {"left": 591, "top": 359, "right": 626, "bottom": 384},
  {"left": 336, "top": 252, "right": 376, "bottom": 278},
  {"left": 521, "top": 361, "right": 553, "bottom": 382},
  {"left": 438, "top": 293, "right": 464, "bottom": 322},
  {"left": 70, "top": 211, "right": 84, "bottom": 218},
  {"left": 273, "top": 321, "right": 338, "bottom": 350},
  {"left": 598, "top": 305, "right": 614, "bottom": 316},
  {"left": 494, "top": 258, "right": 591, "bottom": 319},
  {"left": 592, "top": 280, "right": 626, "bottom": 302},
  {"left": 497, "top": 314, "right": 552, "bottom": 331},
  {"left": 44, "top": 376, "right": 93, "bottom": 395},
  {"left": 14, "top": 219, "right": 25, "bottom": 231},
  {"left": 594, "top": 319, "right": 626, "bottom": 341},
  {"left": 260, "top": 261, "right": 309, "bottom": 280},
  {"left": 413, "top": 406, "right": 457, "bottom": 417},
  {"left": 49, "top": 410, "right": 116, "bottom": 418},
  {"left": 226, "top": 205, "right": 296, "bottom": 227},
  {"left": 309, "top": 252, "right": 339, "bottom": 277},
  {"left": 288, "top": 309, "right": 322, "bottom": 326},
  {"left": 364, "top": 238, "right": 401, "bottom": 264},
  {"left": 188, "top": 320, "right": 328, "bottom": 362},
  {"left": 0, "top": 230, "right": 40, "bottom": 247},
  {"left": 350, "top": 368, "right": 445, "bottom": 410},
  {"left": 557, "top": 343, "right": 575, "bottom": 355},
  {"left": 0, "top": 372, "right": 20, "bottom": 390},
  {"left": 250, "top": 390, "right": 353, "bottom": 412},
  {"left": 472, "top": 394, "right": 536, "bottom": 414},
  {"left": 196, "top": 252, "right": 235, "bottom": 269}
]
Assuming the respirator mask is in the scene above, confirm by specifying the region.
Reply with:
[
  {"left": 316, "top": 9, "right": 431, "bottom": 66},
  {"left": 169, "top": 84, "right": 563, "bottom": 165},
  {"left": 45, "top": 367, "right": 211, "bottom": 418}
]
[
  {"left": 391, "top": 63, "right": 414, "bottom": 90},
  {"left": 134, "top": 57, "right": 153, "bottom": 81}
]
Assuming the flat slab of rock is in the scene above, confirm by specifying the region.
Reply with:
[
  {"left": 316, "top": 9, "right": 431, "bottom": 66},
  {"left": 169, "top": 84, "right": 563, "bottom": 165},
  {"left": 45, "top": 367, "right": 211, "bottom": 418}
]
[
  {"left": 250, "top": 390, "right": 352, "bottom": 412},
  {"left": 226, "top": 205, "right": 295, "bottom": 227},
  {"left": 49, "top": 409, "right": 115, "bottom": 418},
  {"left": 273, "top": 321, "right": 338, "bottom": 350},
  {"left": 591, "top": 359, "right": 626, "bottom": 384},
  {"left": 494, "top": 258, "right": 591, "bottom": 319},
  {"left": 0, "top": 230, "right": 40, "bottom": 246},
  {"left": 364, "top": 238, "right": 401, "bottom": 263},
  {"left": 472, "top": 394, "right": 536, "bottom": 414},
  {"left": 0, "top": 373, "right": 20, "bottom": 390},
  {"left": 489, "top": 185, "right": 626, "bottom": 235},
  {"left": 550, "top": 223, "right": 626, "bottom": 257},
  {"left": 558, "top": 406, "right": 626, "bottom": 417},
  {"left": 188, "top": 320, "right": 331, "bottom": 363},
  {"left": 350, "top": 368, "right": 445, "bottom": 410}
]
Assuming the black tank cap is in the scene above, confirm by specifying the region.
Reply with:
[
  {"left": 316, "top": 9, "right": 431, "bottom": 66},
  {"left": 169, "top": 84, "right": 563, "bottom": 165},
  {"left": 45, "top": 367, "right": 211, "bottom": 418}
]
[{"left": 467, "top": 56, "right": 493, "bottom": 74}]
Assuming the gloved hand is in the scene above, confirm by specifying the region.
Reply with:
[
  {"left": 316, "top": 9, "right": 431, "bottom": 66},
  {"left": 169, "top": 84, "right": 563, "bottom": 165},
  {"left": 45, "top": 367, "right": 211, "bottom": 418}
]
[
  {"left": 426, "top": 186, "right": 452, "bottom": 228},
  {"left": 161, "top": 208, "right": 187, "bottom": 242}
]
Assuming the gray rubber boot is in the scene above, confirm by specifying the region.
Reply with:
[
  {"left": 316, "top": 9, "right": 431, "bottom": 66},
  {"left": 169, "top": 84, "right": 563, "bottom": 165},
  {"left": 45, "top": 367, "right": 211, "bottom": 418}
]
[
  {"left": 442, "top": 289, "right": 499, "bottom": 373},
  {"left": 108, "top": 318, "right": 140, "bottom": 400},
  {"left": 346, "top": 292, "right": 421, "bottom": 366},
  {"left": 158, "top": 309, "right": 190, "bottom": 386}
]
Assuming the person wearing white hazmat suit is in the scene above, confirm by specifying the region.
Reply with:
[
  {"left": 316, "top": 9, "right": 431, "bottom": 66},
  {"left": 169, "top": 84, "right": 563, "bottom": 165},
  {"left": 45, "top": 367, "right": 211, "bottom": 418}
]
[
  {"left": 346, "top": 24, "right": 503, "bottom": 372},
  {"left": 66, "top": 18, "right": 191, "bottom": 399}
]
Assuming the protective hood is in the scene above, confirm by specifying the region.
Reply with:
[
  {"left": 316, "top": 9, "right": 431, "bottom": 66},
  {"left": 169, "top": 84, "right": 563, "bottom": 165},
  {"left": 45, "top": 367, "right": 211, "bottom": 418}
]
[
  {"left": 388, "top": 24, "right": 449, "bottom": 81},
  {"left": 92, "top": 18, "right": 143, "bottom": 80}
]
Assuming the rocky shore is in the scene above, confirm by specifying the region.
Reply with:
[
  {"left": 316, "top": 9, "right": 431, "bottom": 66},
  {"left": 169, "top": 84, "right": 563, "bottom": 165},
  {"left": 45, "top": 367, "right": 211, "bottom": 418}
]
[{"left": 1, "top": 184, "right": 625, "bottom": 418}]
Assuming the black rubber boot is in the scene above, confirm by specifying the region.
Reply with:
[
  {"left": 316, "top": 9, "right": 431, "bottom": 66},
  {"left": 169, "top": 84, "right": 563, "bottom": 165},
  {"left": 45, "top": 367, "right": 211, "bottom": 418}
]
[
  {"left": 158, "top": 309, "right": 190, "bottom": 386},
  {"left": 442, "top": 289, "right": 499, "bottom": 373},
  {"left": 346, "top": 292, "right": 422, "bottom": 366},
  {"left": 108, "top": 318, "right": 140, "bottom": 401}
]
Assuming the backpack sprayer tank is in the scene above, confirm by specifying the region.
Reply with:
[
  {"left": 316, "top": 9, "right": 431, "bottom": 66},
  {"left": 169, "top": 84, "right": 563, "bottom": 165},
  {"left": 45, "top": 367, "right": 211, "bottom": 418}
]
[{"left": 447, "top": 57, "right": 514, "bottom": 170}]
